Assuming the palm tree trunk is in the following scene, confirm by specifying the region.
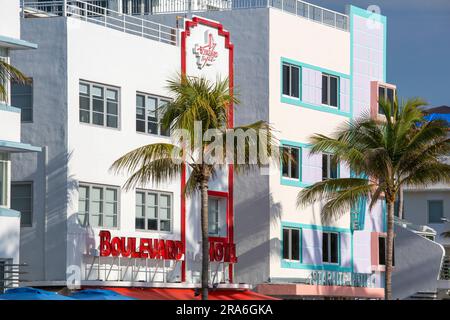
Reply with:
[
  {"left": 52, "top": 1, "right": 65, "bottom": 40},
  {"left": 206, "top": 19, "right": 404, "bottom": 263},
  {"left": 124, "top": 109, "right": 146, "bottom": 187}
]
[
  {"left": 398, "top": 187, "right": 404, "bottom": 220},
  {"left": 385, "top": 200, "right": 395, "bottom": 300},
  {"left": 200, "top": 177, "right": 210, "bottom": 300}
]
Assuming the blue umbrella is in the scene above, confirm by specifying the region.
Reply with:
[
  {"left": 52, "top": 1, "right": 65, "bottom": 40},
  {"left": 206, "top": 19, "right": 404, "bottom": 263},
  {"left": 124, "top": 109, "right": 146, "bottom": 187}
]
[
  {"left": 70, "top": 289, "right": 136, "bottom": 300},
  {"left": 0, "top": 287, "right": 74, "bottom": 300}
]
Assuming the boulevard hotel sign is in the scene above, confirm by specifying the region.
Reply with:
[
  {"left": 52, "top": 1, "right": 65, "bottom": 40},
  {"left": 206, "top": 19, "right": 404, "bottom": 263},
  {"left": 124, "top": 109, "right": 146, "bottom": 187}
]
[{"left": 99, "top": 231, "right": 237, "bottom": 263}]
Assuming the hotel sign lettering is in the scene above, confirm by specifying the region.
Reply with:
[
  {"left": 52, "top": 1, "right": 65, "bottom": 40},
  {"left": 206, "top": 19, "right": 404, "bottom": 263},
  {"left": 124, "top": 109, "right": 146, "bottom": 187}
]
[
  {"left": 308, "top": 270, "right": 376, "bottom": 288},
  {"left": 209, "top": 239, "right": 237, "bottom": 263},
  {"left": 99, "top": 230, "right": 184, "bottom": 261}
]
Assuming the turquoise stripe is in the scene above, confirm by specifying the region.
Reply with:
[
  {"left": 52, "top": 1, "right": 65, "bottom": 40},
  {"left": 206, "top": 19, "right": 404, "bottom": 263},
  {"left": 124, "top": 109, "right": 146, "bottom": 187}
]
[
  {"left": 0, "top": 34, "right": 38, "bottom": 50},
  {"left": 0, "top": 207, "right": 21, "bottom": 218},
  {"left": 0, "top": 103, "right": 21, "bottom": 114}
]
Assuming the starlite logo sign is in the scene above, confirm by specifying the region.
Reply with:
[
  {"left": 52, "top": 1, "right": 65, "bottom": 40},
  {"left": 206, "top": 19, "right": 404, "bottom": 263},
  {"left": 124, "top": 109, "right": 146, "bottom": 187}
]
[{"left": 193, "top": 31, "right": 219, "bottom": 69}]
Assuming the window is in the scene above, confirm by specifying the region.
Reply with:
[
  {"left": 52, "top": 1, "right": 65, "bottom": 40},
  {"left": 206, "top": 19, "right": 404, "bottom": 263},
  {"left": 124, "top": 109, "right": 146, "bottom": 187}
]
[
  {"left": 135, "top": 190, "right": 172, "bottom": 232},
  {"left": 282, "top": 146, "right": 300, "bottom": 180},
  {"left": 378, "top": 85, "right": 395, "bottom": 115},
  {"left": 11, "top": 182, "right": 33, "bottom": 227},
  {"left": 78, "top": 184, "right": 119, "bottom": 228},
  {"left": 379, "top": 237, "right": 395, "bottom": 266},
  {"left": 79, "top": 81, "right": 119, "bottom": 128},
  {"left": 322, "top": 232, "right": 339, "bottom": 264},
  {"left": 282, "top": 228, "right": 300, "bottom": 261},
  {"left": 428, "top": 200, "right": 444, "bottom": 223},
  {"left": 322, "top": 153, "right": 338, "bottom": 180},
  {"left": 322, "top": 74, "right": 338, "bottom": 107},
  {"left": 136, "top": 94, "right": 170, "bottom": 136},
  {"left": 11, "top": 79, "right": 33, "bottom": 122},
  {"left": 282, "top": 63, "right": 300, "bottom": 98},
  {"left": 0, "top": 153, "right": 9, "bottom": 207}
]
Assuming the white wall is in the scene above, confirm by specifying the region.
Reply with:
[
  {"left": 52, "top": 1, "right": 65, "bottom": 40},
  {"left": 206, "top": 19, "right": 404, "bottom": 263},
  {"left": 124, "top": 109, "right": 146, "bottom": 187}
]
[
  {"left": 0, "top": 0, "right": 21, "bottom": 39},
  {"left": 0, "top": 109, "right": 21, "bottom": 143},
  {"left": 65, "top": 18, "right": 182, "bottom": 277},
  {"left": 0, "top": 214, "right": 21, "bottom": 264},
  {"left": 404, "top": 190, "right": 450, "bottom": 247}
]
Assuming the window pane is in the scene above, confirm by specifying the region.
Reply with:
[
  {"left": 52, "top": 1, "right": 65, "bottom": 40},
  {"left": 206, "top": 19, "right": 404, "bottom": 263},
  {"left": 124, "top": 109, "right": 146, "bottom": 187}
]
[
  {"left": 387, "top": 88, "right": 394, "bottom": 107},
  {"left": 11, "top": 183, "right": 33, "bottom": 227},
  {"left": 160, "top": 220, "right": 171, "bottom": 232},
  {"left": 103, "top": 215, "right": 116, "bottom": 228},
  {"left": 147, "top": 219, "right": 158, "bottom": 230},
  {"left": 322, "top": 233, "right": 329, "bottom": 263},
  {"left": 282, "top": 64, "right": 290, "bottom": 96},
  {"left": 282, "top": 147, "right": 289, "bottom": 177},
  {"left": 79, "top": 96, "right": 90, "bottom": 110},
  {"left": 80, "top": 110, "right": 90, "bottom": 123},
  {"left": 330, "top": 233, "right": 339, "bottom": 263},
  {"left": 92, "top": 86, "right": 103, "bottom": 98},
  {"left": 146, "top": 97, "right": 157, "bottom": 121},
  {"left": 378, "top": 86, "right": 386, "bottom": 115},
  {"left": 91, "top": 214, "right": 103, "bottom": 227},
  {"left": 208, "top": 198, "right": 219, "bottom": 234},
  {"left": 148, "top": 193, "right": 157, "bottom": 206},
  {"left": 107, "top": 101, "right": 118, "bottom": 115},
  {"left": 136, "top": 218, "right": 145, "bottom": 230},
  {"left": 322, "top": 154, "right": 328, "bottom": 180},
  {"left": 330, "top": 76, "right": 338, "bottom": 107},
  {"left": 106, "top": 89, "right": 117, "bottom": 101},
  {"left": 107, "top": 115, "right": 118, "bottom": 128},
  {"left": 379, "top": 237, "right": 386, "bottom": 265},
  {"left": 291, "top": 66, "right": 299, "bottom": 98},
  {"left": 148, "top": 207, "right": 157, "bottom": 219},
  {"left": 136, "top": 106, "right": 145, "bottom": 120},
  {"left": 282, "top": 229, "right": 290, "bottom": 259},
  {"left": 428, "top": 200, "right": 444, "bottom": 223},
  {"left": 322, "top": 75, "right": 328, "bottom": 105},
  {"left": 290, "top": 148, "right": 299, "bottom": 179},
  {"left": 330, "top": 157, "right": 338, "bottom": 179},
  {"left": 79, "top": 83, "right": 89, "bottom": 95},
  {"left": 11, "top": 81, "right": 33, "bottom": 122},
  {"left": 93, "top": 112, "right": 104, "bottom": 125},
  {"left": 78, "top": 213, "right": 89, "bottom": 227},
  {"left": 136, "top": 95, "right": 145, "bottom": 108},
  {"left": 160, "top": 208, "right": 170, "bottom": 220},
  {"left": 147, "top": 122, "right": 158, "bottom": 135},
  {"left": 136, "top": 120, "right": 145, "bottom": 132},
  {"left": 291, "top": 229, "right": 300, "bottom": 261},
  {"left": 92, "top": 98, "right": 104, "bottom": 112},
  {"left": 160, "top": 194, "right": 170, "bottom": 207}
]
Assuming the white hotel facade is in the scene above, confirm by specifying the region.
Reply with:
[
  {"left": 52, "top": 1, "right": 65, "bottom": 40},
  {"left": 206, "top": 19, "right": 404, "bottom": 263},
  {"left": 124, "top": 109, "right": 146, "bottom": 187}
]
[{"left": 5, "top": 0, "right": 396, "bottom": 299}]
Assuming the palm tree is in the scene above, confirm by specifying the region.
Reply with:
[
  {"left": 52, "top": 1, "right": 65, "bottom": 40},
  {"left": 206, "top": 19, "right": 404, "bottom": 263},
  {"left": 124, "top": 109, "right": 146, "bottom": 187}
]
[
  {"left": 110, "top": 75, "right": 277, "bottom": 300},
  {"left": 297, "top": 98, "right": 450, "bottom": 300},
  {"left": 0, "top": 60, "right": 28, "bottom": 103}
]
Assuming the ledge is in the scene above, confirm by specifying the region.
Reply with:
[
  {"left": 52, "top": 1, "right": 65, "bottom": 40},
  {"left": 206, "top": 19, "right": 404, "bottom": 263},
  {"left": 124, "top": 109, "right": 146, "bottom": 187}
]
[
  {"left": 0, "top": 34, "right": 38, "bottom": 50},
  {"left": 0, "top": 103, "right": 21, "bottom": 114},
  {"left": 0, "top": 140, "right": 41, "bottom": 153},
  {"left": 0, "top": 207, "right": 21, "bottom": 218}
]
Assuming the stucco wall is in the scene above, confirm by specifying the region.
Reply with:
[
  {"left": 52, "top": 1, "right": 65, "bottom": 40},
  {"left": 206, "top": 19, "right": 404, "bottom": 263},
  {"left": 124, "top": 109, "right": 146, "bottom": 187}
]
[
  {"left": 11, "top": 17, "right": 69, "bottom": 281},
  {"left": 392, "top": 224, "right": 444, "bottom": 299},
  {"left": 404, "top": 190, "right": 450, "bottom": 247}
]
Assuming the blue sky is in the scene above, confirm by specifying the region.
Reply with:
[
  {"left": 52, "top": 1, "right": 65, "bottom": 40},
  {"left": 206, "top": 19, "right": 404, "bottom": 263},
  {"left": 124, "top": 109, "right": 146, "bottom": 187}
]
[{"left": 309, "top": 0, "right": 450, "bottom": 107}]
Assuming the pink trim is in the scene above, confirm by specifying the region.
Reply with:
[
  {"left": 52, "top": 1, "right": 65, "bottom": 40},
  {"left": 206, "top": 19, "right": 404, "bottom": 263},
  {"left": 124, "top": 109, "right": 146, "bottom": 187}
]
[
  {"left": 256, "top": 284, "right": 384, "bottom": 299},
  {"left": 371, "top": 232, "right": 388, "bottom": 272},
  {"left": 370, "top": 81, "right": 397, "bottom": 119}
]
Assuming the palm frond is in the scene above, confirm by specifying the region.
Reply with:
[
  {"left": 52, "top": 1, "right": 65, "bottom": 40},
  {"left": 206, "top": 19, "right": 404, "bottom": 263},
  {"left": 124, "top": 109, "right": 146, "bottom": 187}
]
[{"left": 0, "top": 60, "right": 29, "bottom": 102}]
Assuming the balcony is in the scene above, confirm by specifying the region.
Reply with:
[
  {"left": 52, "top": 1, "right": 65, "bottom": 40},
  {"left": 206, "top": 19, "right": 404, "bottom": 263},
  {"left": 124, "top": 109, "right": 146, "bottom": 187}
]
[{"left": 22, "top": 0, "right": 349, "bottom": 32}]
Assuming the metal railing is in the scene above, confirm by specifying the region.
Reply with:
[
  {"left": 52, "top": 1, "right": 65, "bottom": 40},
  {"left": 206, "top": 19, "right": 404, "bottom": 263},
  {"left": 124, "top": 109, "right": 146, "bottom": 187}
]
[
  {"left": 441, "top": 256, "right": 450, "bottom": 280},
  {"left": 21, "top": 1, "right": 178, "bottom": 46},
  {"left": 22, "top": 0, "right": 349, "bottom": 32},
  {"left": 0, "top": 261, "right": 27, "bottom": 293}
]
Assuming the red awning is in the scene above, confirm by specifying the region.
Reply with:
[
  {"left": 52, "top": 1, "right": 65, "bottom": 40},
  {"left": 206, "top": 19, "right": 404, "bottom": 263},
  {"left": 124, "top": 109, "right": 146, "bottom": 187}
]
[{"left": 108, "top": 287, "right": 279, "bottom": 300}]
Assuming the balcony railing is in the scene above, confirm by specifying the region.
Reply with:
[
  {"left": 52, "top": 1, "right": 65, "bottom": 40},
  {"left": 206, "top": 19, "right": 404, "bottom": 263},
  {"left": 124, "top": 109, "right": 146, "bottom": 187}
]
[
  {"left": 21, "top": 1, "right": 178, "bottom": 46},
  {"left": 441, "top": 256, "right": 450, "bottom": 280},
  {"left": 22, "top": 0, "right": 349, "bottom": 32}
]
